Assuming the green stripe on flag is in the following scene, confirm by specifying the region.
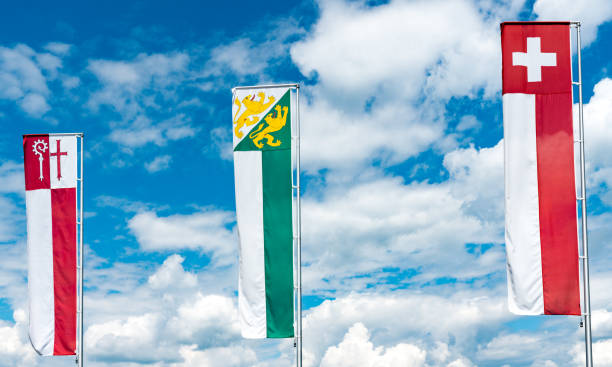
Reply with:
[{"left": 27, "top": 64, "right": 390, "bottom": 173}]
[{"left": 262, "top": 148, "right": 294, "bottom": 338}]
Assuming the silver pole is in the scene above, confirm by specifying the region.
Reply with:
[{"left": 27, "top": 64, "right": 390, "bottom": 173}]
[
  {"left": 295, "top": 86, "right": 303, "bottom": 367},
  {"left": 575, "top": 22, "right": 593, "bottom": 367},
  {"left": 78, "top": 134, "right": 84, "bottom": 367}
]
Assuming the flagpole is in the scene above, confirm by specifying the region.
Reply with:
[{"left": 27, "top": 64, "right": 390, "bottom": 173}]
[
  {"left": 77, "top": 133, "right": 84, "bottom": 367},
  {"left": 573, "top": 21, "right": 593, "bottom": 367},
  {"left": 295, "top": 85, "right": 303, "bottom": 367}
]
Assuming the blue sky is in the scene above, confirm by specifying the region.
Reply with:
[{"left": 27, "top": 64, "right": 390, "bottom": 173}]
[{"left": 2, "top": 0, "right": 612, "bottom": 366}]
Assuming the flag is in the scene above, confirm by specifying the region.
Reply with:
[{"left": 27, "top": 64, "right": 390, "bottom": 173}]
[
  {"left": 233, "top": 87, "right": 295, "bottom": 338},
  {"left": 24, "top": 134, "right": 78, "bottom": 355},
  {"left": 501, "top": 22, "right": 581, "bottom": 315}
]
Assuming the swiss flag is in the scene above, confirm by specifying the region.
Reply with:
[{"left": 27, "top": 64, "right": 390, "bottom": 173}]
[
  {"left": 502, "top": 22, "right": 572, "bottom": 94},
  {"left": 501, "top": 22, "right": 581, "bottom": 316}
]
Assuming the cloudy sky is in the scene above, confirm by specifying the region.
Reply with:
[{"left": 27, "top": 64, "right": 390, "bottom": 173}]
[{"left": 2, "top": 0, "right": 612, "bottom": 366}]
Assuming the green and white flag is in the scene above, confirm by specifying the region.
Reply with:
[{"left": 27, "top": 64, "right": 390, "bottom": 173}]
[{"left": 232, "top": 87, "right": 294, "bottom": 338}]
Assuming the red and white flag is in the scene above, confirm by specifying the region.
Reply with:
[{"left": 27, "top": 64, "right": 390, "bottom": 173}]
[
  {"left": 24, "top": 134, "right": 77, "bottom": 355},
  {"left": 501, "top": 22, "right": 581, "bottom": 315}
]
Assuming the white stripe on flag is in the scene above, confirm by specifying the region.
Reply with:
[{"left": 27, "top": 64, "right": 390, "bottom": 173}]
[
  {"left": 235, "top": 150, "right": 267, "bottom": 338},
  {"left": 50, "top": 135, "right": 77, "bottom": 189},
  {"left": 503, "top": 93, "right": 545, "bottom": 315},
  {"left": 26, "top": 189, "right": 55, "bottom": 355}
]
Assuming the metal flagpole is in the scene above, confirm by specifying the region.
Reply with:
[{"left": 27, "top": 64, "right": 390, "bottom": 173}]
[
  {"left": 295, "top": 85, "right": 303, "bottom": 367},
  {"left": 573, "top": 21, "right": 593, "bottom": 367},
  {"left": 77, "top": 134, "right": 84, "bottom": 367}
]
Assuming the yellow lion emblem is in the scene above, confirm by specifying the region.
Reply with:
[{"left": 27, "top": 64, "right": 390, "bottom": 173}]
[
  {"left": 233, "top": 92, "right": 276, "bottom": 139},
  {"left": 248, "top": 104, "right": 289, "bottom": 148}
]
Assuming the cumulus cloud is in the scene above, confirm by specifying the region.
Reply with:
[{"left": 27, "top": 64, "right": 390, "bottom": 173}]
[
  {"left": 291, "top": 0, "right": 502, "bottom": 103},
  {"left": 127, "top": 208, "right": 236, "bottom": 264},
  {"left": 320, "top": 323, "right": 427, "bottom": 367},
  {"left": 571, "top": 338, "right": 612, "bottom": 366},
  {"left": 0, "top": 310, "right": 36, "bottom": 367},
  {"left": 148, "top": 255, "right": 197, "bottom": 290},
  {"left": 302, "top": 139, "right": 505, "bottom": 291},
  {"left": 88, "top": 52, "right": 197, "bottom": 150},
  {"left": 80, "top": 255, "right": 246, "bottom": 365},
  {"left": 171, "top": 344, "right": 257, "bottom": 367},
  {"left": 303, "top": 292, "right": 508, "bottom": 366},
  {"left": 534, "top": 0, "right": 612, "bottom": 45},
  {"left": 478, "top": 333, "right": 543, "bottom": 361},
  {"left": 0, "top": 44, "right": 56, "bottom": 118},
  {"left": 203, "top": 18, "right": 305, "bottom": 84},
  {"left": 579, "top": 78, "right": 612, "bottom": 204},
  {"left": 443, "top": 140, "right": 504, "bottom": 225},
  {"left": 288, "top": 0, "right": 521, "bottom": 173},
  {"left": 300, "top": 100, "right": 445, "bottom": 172}
]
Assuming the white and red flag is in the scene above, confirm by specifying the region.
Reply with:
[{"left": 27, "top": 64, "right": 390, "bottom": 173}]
[
  {"left": 501, "top": 22, "right": 580, "bottom": 315},
  {"left": 24, "top": 134, "right": 77, "bottom": 355}
]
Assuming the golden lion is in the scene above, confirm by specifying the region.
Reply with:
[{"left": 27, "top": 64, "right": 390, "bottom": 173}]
[
  {"left": 249, "top": 104, "right": 289, "bottom": 148},
  {"left": 233, "top": 92, "right": 276, "bottom": 139}
]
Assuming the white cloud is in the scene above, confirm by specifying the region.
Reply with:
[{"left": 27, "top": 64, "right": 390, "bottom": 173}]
[
  {"left": 456, "top": 115, "right": 481, "bottom": 132},
  {"left": 534, "top": 0, "right": 612, "bottom": 45},
  {"left": 107, "top": 114, "right": 196, "bottom": 149},
  {"left": 208, "top": 126, "right": 233, "bottom": 161},
  {"left": 171, "top": 344, "right": 257, "bottom": 367},
  {"left": 17, "top": 93, "right": 50, "bottom": 116},
  {"left": 148, "top": 255, "right": 197, "bottom": 290},
  {"left": 304, "top": 292, "right": 508, "bottom": 367},
  {"left": 88, "top": 53, "right": 189, "bottom": 92},
  {"left": 95, "top": 195, "right": 163, "bottom": 213},
  {"left": 86, "top": 312, "right": 167, "bottom": 363},
  {"left": 579, "top": 78, "right": 612, "bottom": 204},
  {"left": 206, "top": 39, "right": 269, "bottom": 77},
  {"left": 88, "top": 52, "right": 197, "bottom": 150},
  {"left": 478, "top": 333, "right": 542, "bottom": 360},
  {"left": 302, "top": 167, "right": 504, "bottom": 290},
  {"left": 127, "top": 209, "right": 236, "bottom": 265},
  {"left": 300, "top": 99, "right": 445, "bottom": 172},
  {"left": 288, "top": 0, "right": 522, "bottom": 172},
  {"left": 43, "top": 42, "right": 72, "bottom": 56},
  {"left": 320, "top": 323, "right": 427, "bottom": 367},
  {"left": 0, "top": 310, "right": 36, "bottom": 367},
  {"left": 145, "top": 154, "right": 172, "bottom": 173},
  {"left": 0, "top": 44, "right": 53, "bottom": 118},
  {"left": 81, "top": 255, "right": 247, "bottom": 365},
  {"left": 0, "top": 162, "right": 25, "bottom": 243},
  {"left": 0, "top": 161, "right": 24, "bottom": 195},
  {"left": 291, "top": 0, "right": 504, "bottom": 104},
  {"left": 203, "top": 18, "right": 305, "bottom": 84},
  {"left": 571, "top": 338, "right": 612, "bottom": 366},
  {"left": 443, "top": 140, "right": 504, "bottom": 225}
]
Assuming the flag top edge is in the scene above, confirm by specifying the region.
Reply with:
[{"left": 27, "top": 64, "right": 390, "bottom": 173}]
[
  {"left": 23, "top": 134, "right": 49, "bottom": 138},
  {"left": 23, "top": 133, "right": 83, "bottom": 137},
  {"left": 500, "top": 21, "right": 571, "bottom": 31},
  {"left": 232, "top": 83, "right": 299, "bottom": 93}
]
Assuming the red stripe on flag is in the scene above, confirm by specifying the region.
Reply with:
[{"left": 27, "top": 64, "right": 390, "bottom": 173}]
[
  {"left": 535, "top": 93, "right": 581, "bottom": 315},
  {"left": 51, "top": 188, "right": 77, "bottom": 355}
]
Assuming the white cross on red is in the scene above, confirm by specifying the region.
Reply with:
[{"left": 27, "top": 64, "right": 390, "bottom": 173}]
[{"left": 512, "top": 37, "right": 557, "bottom": 83}]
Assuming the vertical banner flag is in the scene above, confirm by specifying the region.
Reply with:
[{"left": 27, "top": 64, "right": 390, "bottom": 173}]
[
  {"left": 501, "top": 22, "right": 581, "bottom": 315},
  {"left": 233, "top": 87, "right": 295, "bottom": 338},
  {"left": 24, "top": 134, "right": 78, "bottom": 355}
]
